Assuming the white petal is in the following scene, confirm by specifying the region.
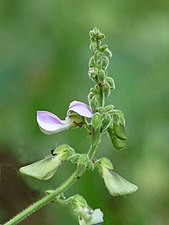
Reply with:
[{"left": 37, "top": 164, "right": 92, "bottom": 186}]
[
  {"left": 19, "top": 155, "right": 61, "bottom": 180},
  {"left": 90, "top": 209, "right": 104, "bottom": 224},
  {"left": 103, "top": 168, "right": 138, "bottom": 196}
]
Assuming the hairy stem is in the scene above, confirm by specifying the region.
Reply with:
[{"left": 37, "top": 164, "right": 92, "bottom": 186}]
[
  {"left": 4, "top": 135, "right": 101, "bottom": 225},
  {"left": 4, "top": 167, "right": 84, "bottom": 225}
]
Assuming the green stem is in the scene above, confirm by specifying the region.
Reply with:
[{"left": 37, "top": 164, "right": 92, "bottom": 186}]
[
  {"left": 4, "top": 166, "right": 85, "bottom": 225},
  {"left": 4, "top": 131, "right": 101, "bottom": 225},
  {"left": 88, "top": 132, "right": 101, "bottom": 159}
]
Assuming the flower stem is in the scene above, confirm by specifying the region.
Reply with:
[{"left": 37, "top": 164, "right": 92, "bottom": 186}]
[
  {"left": 4, "top": 167, "right": 84, "bottom": 225},
  {"left": 4, "top": 129, "right": 101, "bottom": 225}
]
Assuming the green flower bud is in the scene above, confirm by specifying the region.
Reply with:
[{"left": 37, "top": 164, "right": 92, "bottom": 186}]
[
  {"left": 93, "top": 84, "right": 100, "bottom": 95},
  {"left": 78, "top": 154, "right": 89, "bottom": 167},
  {"left": 98, "top": 106, "right": 105, "bottom": 113},
  {"left": 109, "top": 133, "right": 126, "bottom": 150},
  {"left": 103, "top": 48, "right": 112, "bottom": 59},
  {"left": 106, "top": 77, "right": 115, "bottom": 90},
  {"left": 114, "top": 123, "right": 127, "bottom": 140},
  {"left": 103, "top": 81, "right": 111, "bottom": 97},
  {"left": 87, "top": 91, "right": 94, "bottom": 102},
  {"left": 104, "top": 105, "right": 114, "bottom": 114},
  {"left": 89, "top": 96, "right": 100, "bottom": 112},
  {"left": 102, "top": 56, "right": 109, "bottom": 70},
  {"left": 94, "top": 50, "right": 100, "bottom": 63},
  {"left": 113, "top": 110, "right": 125, "bottom": 126},
  {"left": 69, "top": 153, "right": 81, "bottom": 164},
  {"left": 90, "top": 28, "right": 105, "bottom": 41},
  {"left": 88, "top": 67, "right": 98, "bottom": 82},
  {"left": 101, "top": 113, "right": 111, "bottom": 132},
  {"left": 88, "top": 56, "right": 95, "bottom": 67},
  {"left": 91, "top": 113, "right": 102, "bottom": 130},
  {"left": 99, "top": 44, "right": 108, "bottom": 52},
  {"left": 98, "top": 69, "right": 106, "bottom": 83},
  {"left": 89, "top": 42, "right": 97, "bottom": 51}
]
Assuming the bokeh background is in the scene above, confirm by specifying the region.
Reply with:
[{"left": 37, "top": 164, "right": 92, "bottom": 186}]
[{"left": 0, "top": 1, "right": 169, "bottom": 224}]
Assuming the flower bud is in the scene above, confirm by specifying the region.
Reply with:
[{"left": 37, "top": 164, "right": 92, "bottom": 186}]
[
  {"left": 91, "top": 113, "right": 102, "bottom": 130},
  {"left": 78, "top": 154, "right": 89, "bottom": 167},
  {"left": 94, "top": 50, "right": 100, "bottom": 63},
  {"left": 89, "top": 42, "right": 97, "bottom": 51},
  {"left": 90, "top": 28, "right": 105, "bottom": 41},
  {"left": 88, "top": 67, "right": 98, "bottom": 82},
  {"left": 89, "top": 56, "right": 95, "bottom": 67},
  {"left": 103, "top": 48, "right": 112, "bottom": 59},
  {"left": 106, "top": 77, "right": 115, "bottom": 90},
  {"left": 102, "top": 56, "right": 109, "bottom": 70},
  {"left": 103, "top": 81, "right": 111, "bottom": 97},
  {"left": 88, "top": 91, "right": 94, "bottom": 102},
  {"left": 89, "top": 96, "right": 100, "bottom": 112},
  {"left": 108, "top": 133, "right": 126, "bottom": 150},
  {"left": 98, "top": 69, "right": 105, "bottom": 83},
  {"left": 114, "top": 123, "right": 127, "bottom": 140},
  {"left": 101, "top": 113, "right": 111, "bottom": 132},
  {"left": 104, "top": 105, "right": 114, "bottom": 114},
  {"left": 112, "top": 110, "right": 127, "bottom": 140},
  {"left": 52, "top": 144, "right": 75, "bottom": 160},
  {"left": 99, "top": 44, "right": 108, "bottom": 52}
]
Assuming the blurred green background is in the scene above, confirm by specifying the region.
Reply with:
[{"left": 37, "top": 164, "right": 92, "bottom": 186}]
[{"left": 0, "top": 0, "right": 169, "bottom": 224}]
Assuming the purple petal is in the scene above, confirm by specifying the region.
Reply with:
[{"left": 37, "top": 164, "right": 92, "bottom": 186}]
[
  {"left": 37, "top": 111, "right": 72, "bottom": 134},
  {"left": 68, "top": 101, "right": 93, "bottom": 118}
]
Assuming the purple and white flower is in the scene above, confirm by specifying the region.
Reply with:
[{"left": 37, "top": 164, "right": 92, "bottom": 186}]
[{"left": 37, "top": 101, "right": 93, "bottom": 134}]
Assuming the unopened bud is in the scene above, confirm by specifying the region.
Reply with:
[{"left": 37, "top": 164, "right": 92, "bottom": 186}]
[
  {"left": 94, "top": 50, "right": 100, "bottom": 63},
  {"left": 88, "top": 91, "right": 94, "bottom": 102},
  {"left": 108, "top": 133, "right": 126, "bottom": 150},
  {"left": 88, "top": 67, "right": 98, "bottom": 82},
  {"left": 98, "top": 69, "right": 106, "bottom": 83},
  {"left": 106, "top": 77, "right": 115, "bottom": 90},
  {"left": 89, "top": 42, "right": 97, "bottom": 51},
  {"left": 89, "top": 56, "right": 95, "bottom": 67},
  {"left": 102, "top": 56, "right": 109, "bottom": 70},
  {"left": 103, "top": 81, "right": 111, "bottom": 97},
  {"left": 99, "top": 44, "right": 108, "bottom": 52},
  {"left": 104, "top": 105, "right": 114, "bottom": 114},
  {"left": 91, "top": 113, "right": 102, "bottom": 130},
  {"left": 101, "top": 113, "right": 111, "bottom": 132},
  {"left": 114, "top": 124, "right": 127, "bottom": 140},
  {"left": 89, "top": 96, "right": 100, "bottom": 112},
  {"left": 103, "top": 48, "right": 112, "bottom": 59}
]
